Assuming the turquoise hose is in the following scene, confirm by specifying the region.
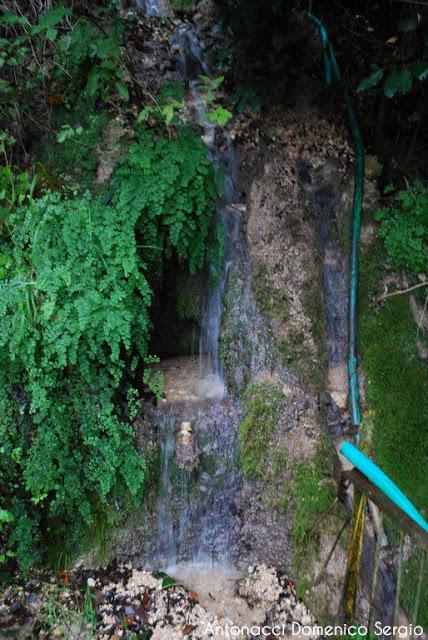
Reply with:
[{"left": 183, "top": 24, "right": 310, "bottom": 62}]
[
  {"left": 307, "top": 12, "right": 363, "bottom": 428},
  {"left": 341, "top": 442, "right": 428, "bottom": 533},
  {"left": 310, "top": 12, "right": 427, "bottom": 535}
]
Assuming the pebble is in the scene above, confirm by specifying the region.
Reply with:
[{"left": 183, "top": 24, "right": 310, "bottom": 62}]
[{"left": 87, "top": 577, "right": 96, "bottom": 588}]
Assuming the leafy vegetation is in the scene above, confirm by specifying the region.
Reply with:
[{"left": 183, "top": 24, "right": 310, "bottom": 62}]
[
  {"left": 356, "top": 14, "right": 427, "bottom": 99},
  {"left": 359, "top": 240, "right": 428, "bottom": 514},
  {"left": 0, "top": 125, "right": 217, "bottom": 572},
  {"left": 37, "top": 106, "right": 109, "bottom": 190},
  {"left": 0, "top": 3, "right": 130, "bottom": 154},
  {"left": 0, "top": 133, "right": 38, "bottom": 227},
  {"left": 359, "top": 238, "right": 428, "bottom": 627},
  {"left": 375, "top": 179, "right": 427, "bottom": 275}
]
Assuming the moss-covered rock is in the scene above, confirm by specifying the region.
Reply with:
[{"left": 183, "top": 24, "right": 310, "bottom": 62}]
[
  {"left": 239, "top": 382, "right": 285, "bottom": 479},
  {"left": 359, "top": 239, "right": 428, "bottom": 627}
]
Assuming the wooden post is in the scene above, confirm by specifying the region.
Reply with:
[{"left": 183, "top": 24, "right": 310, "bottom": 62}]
[
  {"left": 412, "top": 549, "right": 426, "bottom": 632},
  {"left": 368, "top": 510, "right": 384, "bottom": 631},
  {"left": 342, "top": 469, "right": 428, "bottom": 550}
]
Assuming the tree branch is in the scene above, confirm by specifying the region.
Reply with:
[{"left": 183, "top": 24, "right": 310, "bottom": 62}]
[{"left": 377, "top": 281, "right": 428, "bottom": 301}]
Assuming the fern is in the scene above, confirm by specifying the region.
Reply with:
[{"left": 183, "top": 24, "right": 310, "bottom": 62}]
[
  {"left": 375, "top": 179, "right": 428, "bottom": 275},
  {"left": 0, "top": 127, "right": 217, "bottom": 570}
]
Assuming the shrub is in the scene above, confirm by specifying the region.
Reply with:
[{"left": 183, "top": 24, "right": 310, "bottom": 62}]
[
  {"left": 375, "top": 179, "right": 428, "bottom": 275},
  {"left": 0, "top": 4, "right": 129, "bottom": 144},
  {"left": 0, "top": 126, "right": 217, "bottom": 570}
]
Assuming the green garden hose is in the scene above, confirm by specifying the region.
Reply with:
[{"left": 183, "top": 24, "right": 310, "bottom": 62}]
[
  {"left": 308, "top": 14, "right": 428, "bottom": 621},
  {"left": 307, "top": 12, "right": 364, "bottom": 429}
]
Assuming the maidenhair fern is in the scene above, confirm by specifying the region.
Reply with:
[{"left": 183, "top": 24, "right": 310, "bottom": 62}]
[{"left": 0, "top": 126, "right": 217, "bottom": 570}]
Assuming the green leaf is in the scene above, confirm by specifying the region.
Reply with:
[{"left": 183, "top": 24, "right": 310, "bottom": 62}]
[
  {"left": 357, "top": 69, "right": 384, "bottom": 93},
  {"left": 398, "top": 16, "right": 420, "bottom": 32},
  {"left": 57, "top": 125, "right": 72, "bottom": 143},
  {"left": 37, "top": 4, "right": 71, "bottom": 28},
  {"left": 213, "top": 75, "right": 225, "bottom": 87},
  {"left": 86, "top": 68, "right": 99, "bottom": 97},
  {"left": 162, "top": 104, "right": 174, "bottom": 125},
  {"left": 137, "top": 107, "right": 152, "bottom": 123},
  {"left": 153, "top": 572, "right": 180, "bottom": 590},
  {"left": 30, "top": 24, "right": 46, "bottom": 35},
  {"left": 46, "top": 28, "right": 57, "bottom": 42},
  {"left": 383, "top": 184, "right": 396, "bottom": 195},
  {"left": 384, "top": 69, "right": 412, "bottom": 97},
  {"left": 0, "top": 12, "right": 27, "bottom": 26},
  {"left": 115, "top": 81, "right": 129, "bottom": 101},
  {"left": 0, "top": 509, "right": 13, "bottom": 524},
  {"left": 412, "top": 62, "right": 428, "bottom": 81}
]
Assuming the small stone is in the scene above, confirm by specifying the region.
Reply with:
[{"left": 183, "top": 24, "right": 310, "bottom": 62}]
[
  {"left": 87, "top": 577, "right": 96, "bottom": 588},
  {"left": 26, "top": 593, "right": 39, "bottom": 608}
]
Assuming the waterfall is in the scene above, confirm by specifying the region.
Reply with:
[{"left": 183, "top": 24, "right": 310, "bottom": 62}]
[{"left": 135, "top": 3, "right": 244, "bottom": 571}]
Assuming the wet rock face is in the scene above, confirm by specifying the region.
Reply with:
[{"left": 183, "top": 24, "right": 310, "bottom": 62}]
[
  {"left": 175, "top": 421, "right": 199, "bottom": 469},
  {"left": 110, "top": 398, "right": 244, "bottom": 568},
  {"left": 217, "top": 92, "right": 368, "bottom": 618}
]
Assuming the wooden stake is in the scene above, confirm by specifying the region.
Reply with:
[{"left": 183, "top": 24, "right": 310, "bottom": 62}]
[
  {"left": 412, "top": 549, "right": 426, "bottom": 632},
  {"left": 368, "top": 510, "right": 384, "bottom": 631}
]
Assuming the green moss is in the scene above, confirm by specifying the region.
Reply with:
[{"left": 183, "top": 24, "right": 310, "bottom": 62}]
[
  {"left": 200, "top": 452, "right": 218, "bottom": 476},
  {"left": 239, "top": 383, "right": 285, "bottom": 478},
  {"left": 254, "top": 263, "right": 290, "bottom": 320},
  {"left": 291, "top": 434, "right": 337, "bottom": 548},
  {"left": 359, "top": 240, "right": 428, "bottom": 626},
  {"left": 359, "top": 242, "right": 428, "bottom": 508},
  {"left": 254, "top": 258, "right": 326, "bottom": 393},
  {"left": 289, "top": 434, "right": 345, "bottom": 620}
]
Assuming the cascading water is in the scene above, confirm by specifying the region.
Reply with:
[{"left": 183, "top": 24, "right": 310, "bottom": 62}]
[
  {"left": 132, "top": 3, "right": 245, "bottom": 571},
  {"left": 155, "top": 416, "right": 178, "bottom": 562},
  {"left": 145, "top": 400, "right": 242, "bottom": 569},
  {"left": 199, "top": 162, "right": 240, "bottom": 379}
]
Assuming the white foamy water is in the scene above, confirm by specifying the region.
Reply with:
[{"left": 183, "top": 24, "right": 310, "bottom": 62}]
[{"left": 155, "top": 355, "right": 226, "bottom": 404}]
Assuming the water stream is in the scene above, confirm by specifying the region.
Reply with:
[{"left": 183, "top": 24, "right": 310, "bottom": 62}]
[{"left": 131, "top": 1, "right": 245, "bottom": 573}]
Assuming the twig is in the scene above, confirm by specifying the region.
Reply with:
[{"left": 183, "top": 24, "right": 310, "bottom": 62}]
[
  {"left": 416, "top": 292, "right": 428, "bottom": 338},
  {"left": 377, "top": 281, "right": 428, "bottom": 301}
]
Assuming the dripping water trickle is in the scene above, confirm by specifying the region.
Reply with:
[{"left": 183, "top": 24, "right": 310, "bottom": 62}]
[
  {"left": 136, "top": 4, "right": 243, "bottom": 570},
  {"left": 156, "top": 416, "right": 177, "bottom": 563}
]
